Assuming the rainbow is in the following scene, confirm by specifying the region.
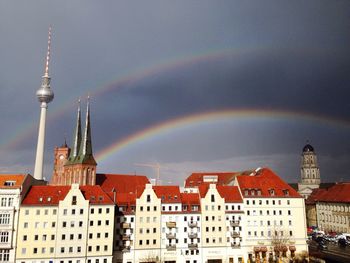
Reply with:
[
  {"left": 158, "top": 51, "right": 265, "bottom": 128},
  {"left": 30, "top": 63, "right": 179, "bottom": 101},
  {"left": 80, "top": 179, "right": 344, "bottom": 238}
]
[
  {"left": 95, "top": 108, "right": 350, "bottom": 162},
  {"left": 1, "top": 47, "right": 251, "bottom": 151}
]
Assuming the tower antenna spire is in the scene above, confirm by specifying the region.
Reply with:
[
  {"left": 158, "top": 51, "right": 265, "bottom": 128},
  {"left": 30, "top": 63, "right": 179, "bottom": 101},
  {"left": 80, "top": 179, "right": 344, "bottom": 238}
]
[{"left": 44, "top": 25, "right": 52, "bottom": 77}]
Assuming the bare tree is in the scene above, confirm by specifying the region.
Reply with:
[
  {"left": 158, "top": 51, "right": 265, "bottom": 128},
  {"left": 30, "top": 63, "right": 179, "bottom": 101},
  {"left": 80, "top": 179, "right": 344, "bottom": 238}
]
[{"left": 139, "top": 251, "right": 161, "bottom": 263}]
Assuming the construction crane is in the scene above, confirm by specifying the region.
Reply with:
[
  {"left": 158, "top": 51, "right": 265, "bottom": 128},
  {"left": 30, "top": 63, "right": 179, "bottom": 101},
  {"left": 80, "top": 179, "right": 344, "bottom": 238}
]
[{"left": 134, "top": 163, "right": 163, "bottom": 185}]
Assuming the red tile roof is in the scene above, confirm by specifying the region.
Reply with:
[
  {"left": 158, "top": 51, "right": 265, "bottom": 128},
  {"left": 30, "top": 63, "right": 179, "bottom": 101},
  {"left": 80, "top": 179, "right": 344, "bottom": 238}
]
[
  {"left": 0, "top": 174, "right": 27, "bottom": 189},
  {"left": 96, "top": 173, "right": 149, "bottom": 194},
  {"left": 180, "top": 193, "right": 200, "bottom": 205},
  {"left": 185, "top": 172, "right": 238, "bottom": 187},
  {"left": 305, "top": 188, "right": 328, "bottom": 205},
  {"left": 236, "top": 168, "right": 301, "bottom": 198},
  {"left": 308, "top": 183, "right": 350, "bottom": 203},
  {"left": 22, "top": 185, "right": 113, "bottom": 206},
  {"left": 153, "top": 186, "right": 181, "bottom": 203},
  {"left": 217, "top": 185, "right": 243, "bottom": 203}
]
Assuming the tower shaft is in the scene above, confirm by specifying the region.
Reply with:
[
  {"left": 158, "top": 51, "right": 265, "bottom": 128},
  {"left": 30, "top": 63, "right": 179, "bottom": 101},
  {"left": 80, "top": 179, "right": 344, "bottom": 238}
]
[{"left": 34, "top": 104, "right": 48, "bottom": 180}]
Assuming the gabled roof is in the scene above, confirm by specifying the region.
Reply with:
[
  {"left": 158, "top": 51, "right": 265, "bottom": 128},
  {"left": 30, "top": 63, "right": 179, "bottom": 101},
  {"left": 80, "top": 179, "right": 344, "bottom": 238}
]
[
  {"left": 153, "top": 186, "right": 181, "bottom": 203},
  {"left": 236, "top": 168, "right": 301, "bottom": 198},
  {"left": 181, "top": 193, "right": 200, "bottom": 205},
  {"left": 185, "top": 172, "right": 238, "bottom": 187},
  {"left": 0, "top": 174, "right": 27, "bottom": 189},
  {"left": 96, "top": 173, "right": 149, "bottom": 194},
  {"left": 22, "top": 185, "right": 113, "bottom": 206},
  {"left": 305, "top": 188, "right": 328, "bottom": 205},
  {"left": 310, "top": 183, "right": 350, "bottom": 203}
]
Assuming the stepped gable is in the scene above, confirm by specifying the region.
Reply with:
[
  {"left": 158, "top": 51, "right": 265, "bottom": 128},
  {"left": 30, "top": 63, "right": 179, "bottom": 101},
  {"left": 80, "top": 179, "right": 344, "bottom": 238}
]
[
  {"left": 312, "top": 183, "right": 350, "bottom": 203},
  {"left": 96, "top": 173, "right": 149, "bottom": 194},
  {"left": 236, "top": 167, "right": 301, "bottom": 198},
  {"left": 0, "top": 174, "right": 26, "bottom": 188},
  {"left": 153, "top": 185, "right": 181, "bottom": 203},
  {"left": 216, "top": 185, "right": 243, "bottom": 202},
  {"left": 21, "top": 185, "right": 113, "bottom": 205},
  {"left": 185, "top": 172, "right": 238, "bottom": 187}
]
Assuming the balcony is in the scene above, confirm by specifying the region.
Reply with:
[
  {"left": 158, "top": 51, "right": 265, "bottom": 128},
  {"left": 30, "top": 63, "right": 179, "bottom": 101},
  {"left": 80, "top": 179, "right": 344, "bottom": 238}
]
[
  {"left": 230, "top": 220, "right": 240, "bottom": 227},
  {"left": 188, "top": 221, "right": 197, "bottom": 228},
  {"left": 166, "top": 233, "right": 176, "bottom": 239},
  {"left": 188, "top": 232, "right": 198, "bottom": 239},
  {"left": 122, "top": 246, "right": 131, "bottom": 252},
  {"left": 231, "top": 243, "right": 240, "bottom": 248},
  {"left": 122, "top": 234, "right": 131, "bottom": 241},
  {"left": 166, "top": 244, "right": 176, "bottom": 251},
  {"left": 188, "top": 243, "right": 198, "bottom": 250},
  {"left": 166, "top": 221, "right": 176, "bottom": 228},
  {"left": 122, "top": 222, "right": 131, "bottom": 229},
  {"left": 231, "top": 231, "right": 240, "bottom": 238}
]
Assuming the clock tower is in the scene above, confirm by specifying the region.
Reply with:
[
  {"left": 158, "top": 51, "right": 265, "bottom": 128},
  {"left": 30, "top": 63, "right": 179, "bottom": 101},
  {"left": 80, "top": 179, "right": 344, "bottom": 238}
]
[{"left": 51, "top": 141, "right": 70, "bottom": 185}]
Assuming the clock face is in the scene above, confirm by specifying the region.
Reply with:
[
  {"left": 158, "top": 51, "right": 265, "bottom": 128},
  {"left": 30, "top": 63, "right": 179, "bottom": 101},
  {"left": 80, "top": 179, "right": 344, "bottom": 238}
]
[{"left": 59, "top": 155, "right": 65, "bottom": 160}]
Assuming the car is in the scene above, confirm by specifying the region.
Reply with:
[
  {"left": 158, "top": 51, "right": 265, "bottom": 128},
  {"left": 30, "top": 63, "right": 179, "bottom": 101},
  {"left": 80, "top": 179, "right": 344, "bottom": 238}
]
[{"left": 338, "top": 238, "right": 347, "bottom": 247}]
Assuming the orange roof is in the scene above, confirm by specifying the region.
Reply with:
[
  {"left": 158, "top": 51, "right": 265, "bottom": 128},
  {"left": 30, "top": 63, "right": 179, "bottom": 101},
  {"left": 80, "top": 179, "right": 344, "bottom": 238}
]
[
  {"left": 22, "top": 185, "right": 113, "bottom": 206},
  {"left": 236, "top": 168, "right": 301, "bottom": 198},
  {"left": 96, "top": 173, "right": 149, "bottom": 194},
  {"left": 309, "top": 183, "right": 350, "bottom": 203},
  {"left": 185, "top": 172, "right": 238, "bottom": 187},
  {"left": 153, "top": 186, "right": 181, "bottom": 203},
  {"left": 305, "top": 188, "right": 328, "bottom": 205},
  {"left": 0, "top": 174, "right": 27, "bottom": 189},
  {"left": 217, "top": 185, "right": 243, "bottom": 202},
  {"left": 180, "top": 192, "right": 200, "bottom": 205}
]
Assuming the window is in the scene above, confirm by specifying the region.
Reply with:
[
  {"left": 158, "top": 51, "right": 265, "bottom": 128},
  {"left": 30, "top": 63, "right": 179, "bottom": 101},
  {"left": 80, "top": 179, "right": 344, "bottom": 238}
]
[
  {"left": 70, "top": 234, "right": 74, "bottom": 240},
  {"left": 62, "top": 222, "right": 67, "bottom": 228},
  {"left": 0, "top": 232, "right": 9, "bottom": 243},
  {"left": 98, "top": 208, "right": 102, "bottom": 214},
  {"left": 72, "top": 196, "right": 77, "bottom": 205},
  {"left": 77, "top": 246, "right": 81, "bottom": 253},
  {"left": 72, "top": 209, "right": 75, "bottom": 215},
  {"left": 147, "top": 194, "right": 151, "bottom": 202},
  {"left": 7, "top": 198, "right": 13, "bottom": 207},
  {"left": 288, "top": 210, "right": 291, "bottom": 216},
  {"left": 106, "top": 208, "right": 110, "bottom": 214},
  {"left": 1, "top": 198, "right": 6, "bottom": 207},
  {"left": 0, "top": 214, "right": 10, "bottom": 225},
  {"left": 62, "top": 234, "right": 66, "bottom": 240},
  {"left": 33, "top": 248, "right": 38, "bottom": 254},
  {"left": 51, "top": 235, "right": 55, "bottom": 240},
  {"left": 91, "top": 208, "right": 94, "bottom": 214},
  {"left": 21, "top": 247, "right": 26, "bottom": 254}
]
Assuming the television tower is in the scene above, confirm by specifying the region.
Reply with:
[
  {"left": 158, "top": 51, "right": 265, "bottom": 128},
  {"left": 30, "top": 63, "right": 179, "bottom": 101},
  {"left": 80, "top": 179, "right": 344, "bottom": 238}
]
[{"left": 33, "top": 27, "right": 54, "bottom": 180}]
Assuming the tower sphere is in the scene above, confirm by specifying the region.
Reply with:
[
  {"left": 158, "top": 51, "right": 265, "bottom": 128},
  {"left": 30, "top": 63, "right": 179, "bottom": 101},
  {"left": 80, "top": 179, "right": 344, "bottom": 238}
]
[{"left": 36, "top": 85, "right": 54, "bottom": 104}]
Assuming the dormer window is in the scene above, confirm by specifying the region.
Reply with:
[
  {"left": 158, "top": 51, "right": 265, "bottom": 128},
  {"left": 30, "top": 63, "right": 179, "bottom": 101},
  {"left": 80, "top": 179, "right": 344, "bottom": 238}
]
[
  {"left": 283, "top": 189, "right": 289, "bottom": 196},
  {"left": 4, "top": 181, "right": 15, "bottom": 186},
  {"left": 91, "top": 196, "right": 95, "bottom": 201},
  {"left": 98, "top": 196, "right": 103, "bottom": 201},
  {"left": 269, "top": 189, "right": 275, "bottom": 196},
  {"left": 251, "top": 190, "right": 255, "bottom": 196},
  {"left": 38, "top": 197, "right": 43, "bottom": 202},
  {"left": 257, "top": 190, "right": 261, "bottom": 196},
  {"left": 244, "top": 190, "right": 248, "bottom": 196},
  {"left": 47, "top": 197, "right": 52, "bottom": 202}
]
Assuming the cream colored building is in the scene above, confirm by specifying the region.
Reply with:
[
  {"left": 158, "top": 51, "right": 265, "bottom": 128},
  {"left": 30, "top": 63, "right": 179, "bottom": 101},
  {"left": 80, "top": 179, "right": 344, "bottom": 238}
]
[
  {"left": 16, "top": 184, "right": 114, "bottom": 263},
  {"left": 0, "top": 174, "right": 44, "bottom": 263}
]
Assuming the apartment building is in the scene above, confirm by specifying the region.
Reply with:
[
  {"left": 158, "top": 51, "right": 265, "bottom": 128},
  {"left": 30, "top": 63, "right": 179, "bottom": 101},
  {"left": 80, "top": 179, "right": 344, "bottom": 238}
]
[
  {"left": 0, "top": 174, "right": 44, "bottom": 262},
  {"left": 16, "top": 184, "right": 114, "bottom": 263}
]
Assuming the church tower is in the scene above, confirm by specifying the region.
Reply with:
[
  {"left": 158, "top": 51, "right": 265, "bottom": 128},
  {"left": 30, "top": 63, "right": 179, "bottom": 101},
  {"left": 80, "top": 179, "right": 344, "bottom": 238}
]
[
  {"left": 51, "top": 98, "right": 97, "bottom": 185},
  {"left": 298, "top": 143, "right": 321, "bottom": 198}
]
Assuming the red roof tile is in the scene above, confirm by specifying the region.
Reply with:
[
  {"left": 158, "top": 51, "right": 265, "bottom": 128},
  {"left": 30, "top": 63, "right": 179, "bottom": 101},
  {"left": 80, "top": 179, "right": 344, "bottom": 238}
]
[
  {"left": 216, "top": 185, "right": 243, "bottom": 203},
  {"left": 0, "top": 174, "right": 27, "bottom": 189},
  {"left": 309, "top": 183, "right": 350, "bottom": 203},
  {"left": 180, "top": 193, "right": 200, "bottom": 205},
  {"left": 236, "top": 168, "right": 301, "bottom": 198},
  {"left": 96, "top": 173, "right": 149, "bottom": 194},
  {"left": 22, "top": 185, "right": 113, "bottom": 206},
  {"left": 185, "top": 172, "right": 238, "bottom": 187},
  {"left": 153, "top": 186, "right": 181, "bottom": 203}
]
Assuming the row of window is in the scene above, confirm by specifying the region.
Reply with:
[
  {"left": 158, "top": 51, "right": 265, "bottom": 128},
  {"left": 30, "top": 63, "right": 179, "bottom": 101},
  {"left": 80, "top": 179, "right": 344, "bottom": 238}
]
[
  {"left": 246, "top": 199, "right": 290, "bottom": 206},
  {"left": 247, "top": 209, "right": 292, "bottom": 216},
  {"left": 23, "top": 245, "right": 109, "bottom": 254},
  {"left": 23, "top": 232, "right": 110, "bottom": 242},
  {"left": 247, "top": 220, "right": 292, "bottom": 227},
  {"left": 19, "top": 259, "right": 107, "bottom": 263},
  {"left": 0, "top": 214, "right": 10, "bottom": 225},
  {"left": 25, "top": 207, "right": 110, "bottom": 216},
  {"left": 247, "top": 230, "right": 293, "bottom": 237}
]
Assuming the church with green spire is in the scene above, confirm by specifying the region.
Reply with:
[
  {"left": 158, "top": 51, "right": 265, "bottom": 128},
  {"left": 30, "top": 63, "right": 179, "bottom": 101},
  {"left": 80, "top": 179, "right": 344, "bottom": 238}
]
[{"left": 51, "top": 98, "right": 97, "bottom": 186}]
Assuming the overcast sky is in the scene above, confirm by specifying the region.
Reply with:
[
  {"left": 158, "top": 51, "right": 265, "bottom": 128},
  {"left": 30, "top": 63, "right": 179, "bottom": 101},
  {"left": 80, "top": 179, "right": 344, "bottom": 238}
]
[{"left": 0, "top": 1, "right": 349, "bottom": 185}]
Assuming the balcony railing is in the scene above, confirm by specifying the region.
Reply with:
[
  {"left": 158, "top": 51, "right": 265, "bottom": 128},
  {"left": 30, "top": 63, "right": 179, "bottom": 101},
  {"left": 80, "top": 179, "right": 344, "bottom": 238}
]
[
  {"left": 166, "top": 244, "right": 176, "bottom": 250},
  {"left": 188, "top": 232, "right": 198, "bottom": 239},
  {"left": 231, "top": 243, "right": 240, "bottom": 248},
  {"left": 122, "top": 246, "right": 131, "bottom": 252},
  {"left": 230, "top": 220, "right": 240, "bottom": 227},
  {"left": 122, "top": 234, "right": 131, "bottom": 241},
  {"left": 166, "top": 233, "right": 176, "bottom": 239},
  {"left": 231, "top": 231, "right": 240, "bottom": 238},
  {"left": 188, "top": 243, "right": 198, "bottom": 250},
  {"left": 188, "top": 221, "right": 197, "bottom": 228},
  {"left": 122, "top": 222, "right": 131, "bottom": 229},
  {"left": 166, "top": 221, "right": 176, "bottom": 228}
]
